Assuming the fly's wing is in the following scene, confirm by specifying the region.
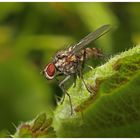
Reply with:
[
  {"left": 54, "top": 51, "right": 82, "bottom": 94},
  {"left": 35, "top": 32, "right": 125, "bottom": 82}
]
[{"left": 70, "top": 24, "right": 111, "bottom": 54}]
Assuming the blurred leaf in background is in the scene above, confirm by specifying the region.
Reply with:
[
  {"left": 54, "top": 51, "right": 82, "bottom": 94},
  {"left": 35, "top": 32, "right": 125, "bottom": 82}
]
[{"left": 0, "top": 2, "right": 140, "bottom": 137}]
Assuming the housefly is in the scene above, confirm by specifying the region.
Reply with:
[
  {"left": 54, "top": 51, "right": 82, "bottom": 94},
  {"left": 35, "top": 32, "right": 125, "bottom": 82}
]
[{"left": 43, "top": 24, "right": 111, "bottom": 114}]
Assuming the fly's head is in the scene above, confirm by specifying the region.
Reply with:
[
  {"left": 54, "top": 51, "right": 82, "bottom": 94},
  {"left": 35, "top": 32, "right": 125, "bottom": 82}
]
[
  {"left": 43, "top": 63, "right": 56, "bottom": 80},
  {"left": 43, "top": 50, "right": 69, "bottom": 80}
]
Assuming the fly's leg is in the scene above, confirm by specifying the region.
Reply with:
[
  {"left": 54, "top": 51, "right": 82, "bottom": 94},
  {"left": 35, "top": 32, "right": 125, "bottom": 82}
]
[
  {"left": 54, "top": 77, "right": 63, "bottom": 103},
  {"left": 81, "top": 68, "right": 95, "bottom": 94},
  {"left": 61, "top": 84, "right": 73, "bottom": 115},
  {"left": 59, "top": 75, "right": 70, "bottom": 104},
  {"left": 60, "top": 90, "right": 65, "bottom": 105},
  {"left": 80, "top": 73, "right": 94, "bottom": 94},
  {"left": 73, "top": 74, "right": 77, "bottom": 87},
  {"left": 78, "top": 49, "right": 94, "bottom": 94},
  {"left": 59, "top": 75, "right": 73, "bottom": 115}
]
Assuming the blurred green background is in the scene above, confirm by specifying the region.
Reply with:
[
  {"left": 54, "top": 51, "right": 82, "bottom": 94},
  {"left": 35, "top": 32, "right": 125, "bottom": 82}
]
[{"left": 0, "top": 2, "right": 140, "bottom": 137}]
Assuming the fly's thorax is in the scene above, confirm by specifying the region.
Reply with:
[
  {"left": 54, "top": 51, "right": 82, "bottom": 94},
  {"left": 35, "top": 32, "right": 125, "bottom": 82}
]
[
  {"left": 53, "top": 50, "right": 79, "bottom": 75},
  {"left": 54, "top": 50, "right": 68, "bottom": 67}
]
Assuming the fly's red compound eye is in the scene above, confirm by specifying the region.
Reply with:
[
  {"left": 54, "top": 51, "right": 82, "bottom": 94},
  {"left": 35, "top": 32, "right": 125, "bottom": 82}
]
[{"left": 44, "top": 63, "right": 56, "bottom": 80}]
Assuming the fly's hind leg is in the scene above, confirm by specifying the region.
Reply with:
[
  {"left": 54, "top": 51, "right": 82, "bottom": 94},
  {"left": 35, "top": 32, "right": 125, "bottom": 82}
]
[{"left": 59, "top": 75, "right": 73, "bottom": 115}]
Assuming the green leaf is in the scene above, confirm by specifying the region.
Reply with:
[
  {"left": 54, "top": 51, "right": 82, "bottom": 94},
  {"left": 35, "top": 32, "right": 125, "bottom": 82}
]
[
  {"left": 53, "top": 45, "right": 140, "bottom": 137},
  {"left": 14, "top": 45, "right": 140, "bottom": 137},
  {"left": 14, "top": 113, "right": 56, "bottom": 138}
]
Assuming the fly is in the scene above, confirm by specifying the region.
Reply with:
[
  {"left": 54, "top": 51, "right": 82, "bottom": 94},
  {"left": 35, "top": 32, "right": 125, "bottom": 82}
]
[{"left": 43, "top": 24, "right": 111, "bottom": 115}]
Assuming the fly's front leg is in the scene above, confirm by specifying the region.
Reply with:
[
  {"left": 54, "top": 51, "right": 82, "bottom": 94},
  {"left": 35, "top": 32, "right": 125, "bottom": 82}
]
[
  {"left": 59, "top": 75, "right": 73, "bottom": 115},
  {"left": 60, "top": 84, "right": 73, "bottom": 115},
  {"left": 59, "top": 75, "right": 70, "bottom": 104}
]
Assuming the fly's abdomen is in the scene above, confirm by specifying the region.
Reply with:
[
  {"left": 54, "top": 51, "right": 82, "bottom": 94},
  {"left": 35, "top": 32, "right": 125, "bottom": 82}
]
[{"left": 83, "top": 48, "right": 103, "bottom": 59}]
